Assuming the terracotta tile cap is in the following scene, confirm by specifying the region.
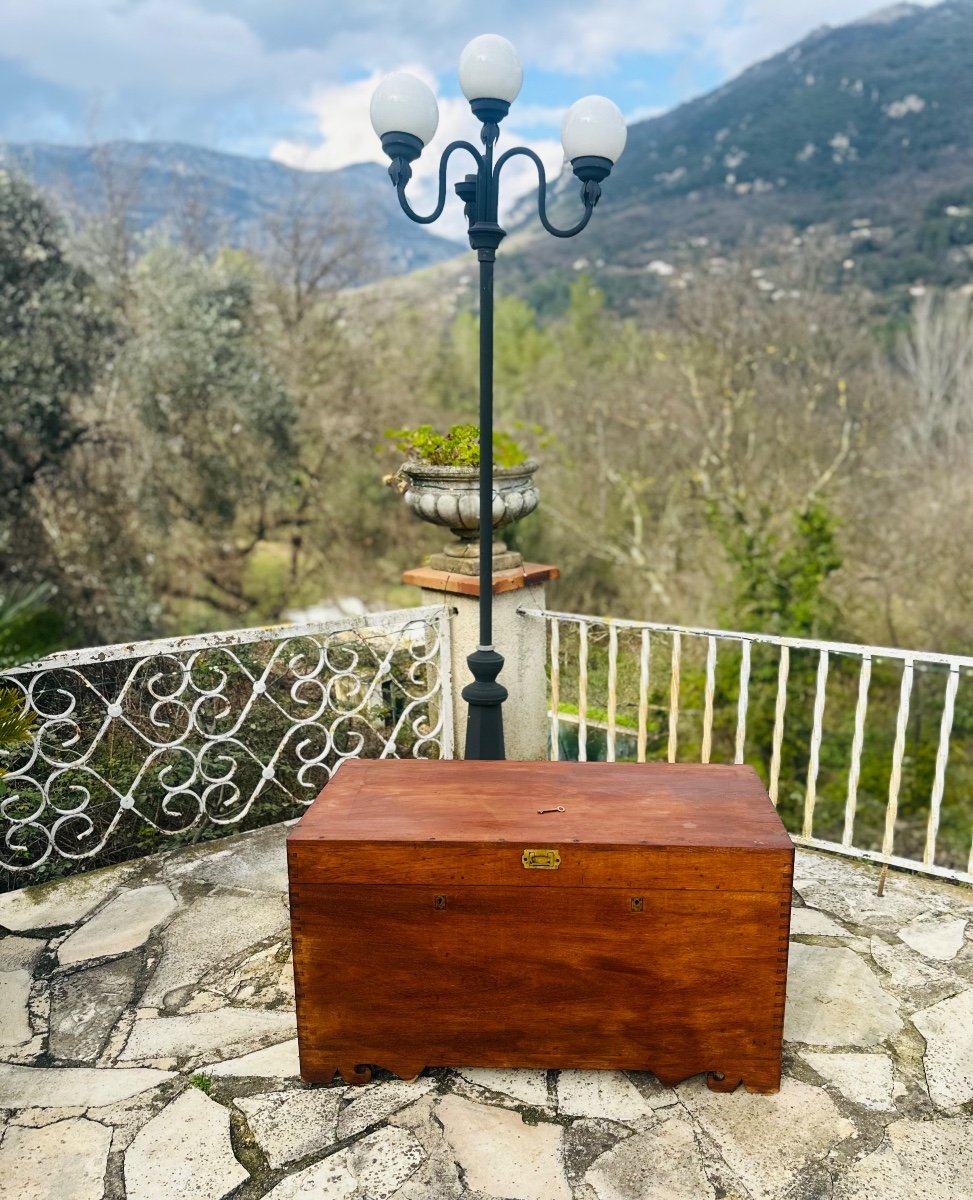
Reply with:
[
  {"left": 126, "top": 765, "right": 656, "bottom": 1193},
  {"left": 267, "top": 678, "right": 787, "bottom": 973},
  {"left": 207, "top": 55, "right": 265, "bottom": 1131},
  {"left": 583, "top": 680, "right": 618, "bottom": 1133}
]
[{"left": 401, "top": 562, "right": 560, "bottom": 597}]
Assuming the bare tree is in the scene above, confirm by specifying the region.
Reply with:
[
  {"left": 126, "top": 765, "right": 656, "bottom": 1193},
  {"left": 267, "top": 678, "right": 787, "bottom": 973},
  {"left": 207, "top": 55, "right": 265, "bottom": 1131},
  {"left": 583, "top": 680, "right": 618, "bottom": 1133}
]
[
  {"left": 263, "top": 171, "right": 377, "bottom": 329},
  {"left": 66, "top": 138, "right": 151, "bottom": 307},
  {"left": 899, "top": 290, "right": 973, "bottom": 450},
  {"left": 171, "top": 172, "right": 229, "bottom": 258}
]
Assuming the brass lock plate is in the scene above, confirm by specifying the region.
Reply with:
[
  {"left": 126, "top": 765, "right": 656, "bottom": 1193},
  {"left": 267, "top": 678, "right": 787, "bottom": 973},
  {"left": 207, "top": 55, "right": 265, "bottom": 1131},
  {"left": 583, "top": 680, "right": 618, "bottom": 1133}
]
[{"left": 522, "top": 848, "right": 560, "bottom": 870}]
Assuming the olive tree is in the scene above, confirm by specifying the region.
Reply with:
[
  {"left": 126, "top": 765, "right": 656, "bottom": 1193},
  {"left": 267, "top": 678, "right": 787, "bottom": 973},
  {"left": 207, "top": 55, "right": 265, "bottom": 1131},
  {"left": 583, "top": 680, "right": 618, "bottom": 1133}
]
[{"left": 0, "top": 170, "right": 112, "bottom": 505}]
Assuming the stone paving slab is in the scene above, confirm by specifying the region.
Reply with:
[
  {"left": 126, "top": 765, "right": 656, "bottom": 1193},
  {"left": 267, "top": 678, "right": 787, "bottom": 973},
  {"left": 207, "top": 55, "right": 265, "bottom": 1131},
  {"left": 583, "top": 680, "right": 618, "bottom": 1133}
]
[
  {"left": 0, "top": 968, "right": 33, "bottom": 1048},
  {"left": 680, "top": 1075, "right": 857, "bottom": 1200},
  {"left": 261, "top": 1125, "right": 425, "bottom": 1200},
  {"left": 0, "top": 1116, "right": 113, "bottom": 1200},
  {"left": 120, "top": 1007, "right": 296, "bottom": 1062},
  {"left": 166, "top": 823, "right": 289, "bottom": 895},
  {"left": 911, "top": 988, "right": 973, "bottom": 1107},
  {"left": 785, "top": 942, "right": 904, "bottom": 1045},
  {"left": 832, "top": 1116, "right": 973, "bottom": 1200},
  {"left": 800, "top": 1050, "right": 897, "bottom": 1110},
  {"left": 338, "top": 1078, "right": 436, "bottom": 1140},
  {"left": 0, "top": 1064, "right": 174, "bottom": 1108},
  {"left": 57, "top": 885, "right": 176, "bottom": 966},
  {"left": 237, "top": 1088, "right": 342, "bottom": 1168},
  {"left": 0, "top": 825, "right": 970, "bottom": 1199},
  {"left": 898, "top": 912, "right": 968, "bottom": 961},
  {"left": 206, "top": 1038, "right": 301, "bottom": 1079},
  {"left": 454, "top": 1067, "right": 549, "bottom": 1108},
  {"left": 387, "top": 1094, "right": 465, "bottom": 1200},
  {"left": 0, "top": 863, "right": 141, "bottom": 932},
  {"left": 124, "top": 1086, "right": 248, "bottom": 1200},
  {"left": 557, "top": 1070, "right": 655, "bottom": 1124},
  {"left": 48, "top": 956, "right": 141, "bottom": 1063},
  {"left": 869, "top": 934, "right": 957, "bottom": 994},
  {"left": 584, "top": 1111, "right": 714, "bottom": 1200},
  {"left": 0, "top": 935, "right": 44, "bottom": 972},
  {"left": 140, "top": 888, "right": 289, "bottom": 1008},
  {"left": 437, "top": 1093, "right": 572, "bottom": 1200}
]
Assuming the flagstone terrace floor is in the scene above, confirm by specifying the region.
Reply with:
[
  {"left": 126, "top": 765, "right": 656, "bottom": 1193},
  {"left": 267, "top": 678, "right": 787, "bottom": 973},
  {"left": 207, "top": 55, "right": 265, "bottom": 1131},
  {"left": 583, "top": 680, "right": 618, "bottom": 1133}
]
[{"left": 0, "top": 824, "right": 970, "bottom": 1200}]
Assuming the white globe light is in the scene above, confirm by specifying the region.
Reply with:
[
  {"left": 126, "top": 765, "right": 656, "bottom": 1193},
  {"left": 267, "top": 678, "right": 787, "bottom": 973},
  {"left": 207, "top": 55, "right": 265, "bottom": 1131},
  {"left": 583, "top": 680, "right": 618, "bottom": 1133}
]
[
  {"left": 458, "top": 34, "right": 522, "bottom": 103},
  {"left": 370, "top": 72, "right": 440, "bottom": 146},
  {"left": 561, "top": 95, "right": 627, "bottom": 163}
]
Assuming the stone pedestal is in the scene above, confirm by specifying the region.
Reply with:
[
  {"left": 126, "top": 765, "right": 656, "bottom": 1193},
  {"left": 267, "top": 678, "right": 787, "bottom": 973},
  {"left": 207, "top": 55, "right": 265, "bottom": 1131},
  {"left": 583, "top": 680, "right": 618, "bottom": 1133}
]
[
  {"left": 402, "top": 563, "right": 558, "bottom": 761},
  {"left": 427, "top": 539, "right": 522, "bottom": 576}
]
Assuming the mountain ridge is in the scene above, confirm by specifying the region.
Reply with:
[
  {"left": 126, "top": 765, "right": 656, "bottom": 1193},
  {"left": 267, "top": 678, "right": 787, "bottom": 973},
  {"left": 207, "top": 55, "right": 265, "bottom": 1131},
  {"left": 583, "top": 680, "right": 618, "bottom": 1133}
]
[{"left": 0, "top": 139, "right": 463, "bottom": 280}]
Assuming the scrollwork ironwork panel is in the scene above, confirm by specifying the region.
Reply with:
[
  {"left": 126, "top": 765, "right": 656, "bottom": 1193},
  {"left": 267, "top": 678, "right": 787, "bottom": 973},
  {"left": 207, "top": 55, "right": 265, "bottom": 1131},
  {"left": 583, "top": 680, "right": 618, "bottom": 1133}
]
[{"left": 0, "top": 606, "right": 452, "bottom": 884}]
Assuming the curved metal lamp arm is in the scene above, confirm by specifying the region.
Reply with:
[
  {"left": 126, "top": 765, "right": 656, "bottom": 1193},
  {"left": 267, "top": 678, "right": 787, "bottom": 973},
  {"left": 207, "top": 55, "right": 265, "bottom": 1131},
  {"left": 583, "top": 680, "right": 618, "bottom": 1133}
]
[
  {"left": 493, "top": 146, "right": 594, "bottom": 239},
  {"left": 396, "top": 140, "right": 484, "bottom": 225}
]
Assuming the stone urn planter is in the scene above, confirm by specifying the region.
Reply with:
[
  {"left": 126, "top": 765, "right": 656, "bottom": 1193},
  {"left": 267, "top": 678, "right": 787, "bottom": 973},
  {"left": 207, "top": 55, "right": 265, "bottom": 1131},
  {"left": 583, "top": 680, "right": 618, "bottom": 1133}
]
[{"left": 393, "top": 459, "right": 540, "bottom": 575}]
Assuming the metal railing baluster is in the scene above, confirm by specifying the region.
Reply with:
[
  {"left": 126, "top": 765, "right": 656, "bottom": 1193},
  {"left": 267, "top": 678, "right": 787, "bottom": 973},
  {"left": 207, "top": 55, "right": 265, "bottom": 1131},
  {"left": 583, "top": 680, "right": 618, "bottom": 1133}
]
[
  {"left": 803, "top": 650, "right": 830, "bottom": 839},
  {"left": 668, "top": 632, "right": 681, "bottom": 763},
  {"left": 607, "top": 622, "right": 618, "bottom": 763},
  {"left": 769, "top": 646, "right": 790, "bottom": 806},
  {"left": 883, "top": 659, "right": 914, "bottom": 862},
  {"left": 1, "top": 606, "right": 452, "bottom": 881},
  {"left": 735, "top": 640, "right": 752, "bottom": 765},
  {"left": 843, "top": 655, "right": 872, "bottom": 847},
  {"left": 549, "top": 619, "right": 560, "bottom": 763},
  {"left": 924, "top": 665, "right": 958, "bottom": 867},
  {"left": 578, "top": 621, "right": 589, "bottom": 764},
  {"left": 702, "top": 636, "right": 717, "bottom": 765},
  {"left": 637, "top": 629, "right": 650, "bottom": 764}
]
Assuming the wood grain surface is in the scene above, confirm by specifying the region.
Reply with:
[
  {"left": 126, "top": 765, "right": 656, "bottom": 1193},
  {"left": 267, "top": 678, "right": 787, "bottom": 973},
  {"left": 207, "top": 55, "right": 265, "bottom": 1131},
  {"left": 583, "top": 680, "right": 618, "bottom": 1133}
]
[{"left": 290, "top": 759, "right": 793, "bottom": 848}]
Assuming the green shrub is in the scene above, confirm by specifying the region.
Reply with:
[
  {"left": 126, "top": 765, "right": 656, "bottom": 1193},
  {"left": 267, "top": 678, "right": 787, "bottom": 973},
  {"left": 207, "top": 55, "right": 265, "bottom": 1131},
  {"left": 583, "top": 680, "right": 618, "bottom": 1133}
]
[{"left": 384, "top": 424, "right": 528, "bottom": 468}]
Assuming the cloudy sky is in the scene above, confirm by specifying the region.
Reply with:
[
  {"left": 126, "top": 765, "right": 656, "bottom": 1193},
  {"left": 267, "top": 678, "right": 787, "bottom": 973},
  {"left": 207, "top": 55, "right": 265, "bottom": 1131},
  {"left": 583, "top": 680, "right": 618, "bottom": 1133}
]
[{"left": 0, "top": 1, "right": 939, "bottom": 234}]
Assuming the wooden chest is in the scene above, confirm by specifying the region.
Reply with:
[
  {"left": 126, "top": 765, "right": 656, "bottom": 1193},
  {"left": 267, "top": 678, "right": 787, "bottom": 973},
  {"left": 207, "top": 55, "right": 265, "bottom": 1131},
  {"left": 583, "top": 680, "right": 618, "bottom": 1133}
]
[{"left": 287, "top": 759, "right": 794, "bottom": 1094}]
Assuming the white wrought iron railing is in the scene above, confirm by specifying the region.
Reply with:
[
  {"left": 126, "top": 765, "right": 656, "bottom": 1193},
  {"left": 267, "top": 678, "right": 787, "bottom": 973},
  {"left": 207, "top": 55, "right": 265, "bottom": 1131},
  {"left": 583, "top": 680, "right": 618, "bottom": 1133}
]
[
  {"left": 521, "top": 607, "right": 973, "bottom": 886},
  {"left": 0, "top": 606, "right": 452, "bottom": 883}
]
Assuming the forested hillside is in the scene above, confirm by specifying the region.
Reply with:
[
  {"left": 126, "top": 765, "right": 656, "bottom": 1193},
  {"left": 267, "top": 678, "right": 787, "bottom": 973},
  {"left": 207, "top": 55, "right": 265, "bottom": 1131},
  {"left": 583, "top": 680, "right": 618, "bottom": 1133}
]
[
  {"left": 505, "top": 1, "right": 973, "bottom": 309},
  {"left": 3, "top": 160, "right": 970, "bottom": 656}
]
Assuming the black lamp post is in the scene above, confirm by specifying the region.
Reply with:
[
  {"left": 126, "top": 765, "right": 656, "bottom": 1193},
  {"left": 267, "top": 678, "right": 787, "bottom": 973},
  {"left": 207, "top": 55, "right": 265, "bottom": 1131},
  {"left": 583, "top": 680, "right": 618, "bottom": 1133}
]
[{"left": 371, "top": 35, "right": 626, "bottom": 760}]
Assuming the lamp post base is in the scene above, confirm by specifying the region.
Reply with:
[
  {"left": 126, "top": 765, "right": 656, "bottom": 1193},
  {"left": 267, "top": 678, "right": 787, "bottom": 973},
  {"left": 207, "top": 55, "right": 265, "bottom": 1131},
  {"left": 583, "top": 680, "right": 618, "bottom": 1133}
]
[
  {"left": 462, "top": 648, "right": 508, "bottom": 760},
  {"left": 403, "top": 562, "right": 558, "bottom": 761}
]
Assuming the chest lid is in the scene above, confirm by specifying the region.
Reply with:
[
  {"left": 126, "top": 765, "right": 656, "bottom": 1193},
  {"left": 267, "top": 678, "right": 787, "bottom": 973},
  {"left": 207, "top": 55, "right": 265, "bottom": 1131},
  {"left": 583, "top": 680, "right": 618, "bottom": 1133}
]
[{"left": 287, "top": 759, "right": 793, "bottom": 892}]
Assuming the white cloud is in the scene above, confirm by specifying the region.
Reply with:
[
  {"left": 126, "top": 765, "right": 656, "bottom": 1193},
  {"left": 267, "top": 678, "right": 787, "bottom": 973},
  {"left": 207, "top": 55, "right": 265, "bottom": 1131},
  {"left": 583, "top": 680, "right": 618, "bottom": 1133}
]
[
  {"left": 1, "top": 0, "right": 275, "bottom": 94},
  {"left": 4, "top": 1, "right": 929, "bottom": 105},
  {"left": 271, "top": 71, "right": 566, "bottom": 240},
  {"left": 0, "top": 1, "right": 948, "bottom": 153},
  {"left": 271, "top": 73, "right": 393, "bottom": 173}
]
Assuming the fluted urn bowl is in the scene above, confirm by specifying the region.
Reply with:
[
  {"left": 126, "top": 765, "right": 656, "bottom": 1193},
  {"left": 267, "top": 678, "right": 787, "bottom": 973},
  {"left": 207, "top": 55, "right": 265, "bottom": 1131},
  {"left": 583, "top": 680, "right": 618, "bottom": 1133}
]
[{"left": 399, "top": 459, "right": 540, "bottom": 540}]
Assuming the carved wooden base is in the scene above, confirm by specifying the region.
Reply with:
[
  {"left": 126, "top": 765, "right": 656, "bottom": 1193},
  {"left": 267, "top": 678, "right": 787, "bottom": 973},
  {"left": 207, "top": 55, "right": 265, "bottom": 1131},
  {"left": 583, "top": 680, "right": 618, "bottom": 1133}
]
[
  {"left": 309, "top": 1060, "right": 429, "bottom": 1087},
  {"left": 313, "top": 1063, "right": 373, "bottom": 1086},
  {"left": 303, "top": 1057, "right": 782, "bottom": 1094},
  {"left": 704, "top": 1068, "right": 781, "bottom": 1095}
]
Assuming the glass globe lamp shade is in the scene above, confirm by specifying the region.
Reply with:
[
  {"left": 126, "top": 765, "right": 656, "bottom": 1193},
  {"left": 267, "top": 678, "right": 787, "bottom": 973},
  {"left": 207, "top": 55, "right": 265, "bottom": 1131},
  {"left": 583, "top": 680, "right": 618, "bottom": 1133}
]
[
  {"left": 561, "top": 95, "right": 627, "bottom": 164},
  {"left": 369, "top": 72, "right": 439, "bottom": 146},
  {"left": 458, "top": 34, "right": 523, "bottom": 103}
]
